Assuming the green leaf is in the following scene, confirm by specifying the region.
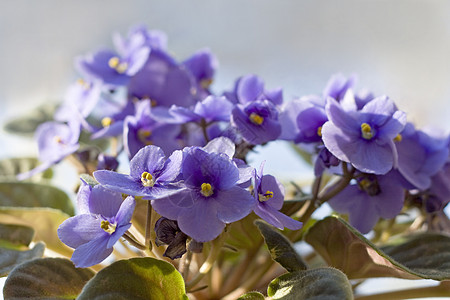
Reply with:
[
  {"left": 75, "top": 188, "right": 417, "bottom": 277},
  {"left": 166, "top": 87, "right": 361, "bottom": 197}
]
[
  {"left": 78, "top": 257, "right": 188, "bottom": 300},
  {"left": 304, "top": 215, "right": 450, "bottom": 280},
  {"left": 0, "top": 207, "right": 73, "bottom": 257},
  {"left": 0, "top": 181, "right": 74, "bottom": 216},
  {"left": 0, "top": 223, "right": 45, "bottom": 277},
  {"left": 0, "top": 242, "right": 45, "bottom": 277},
  {"left": 255, "top": 220, "right": 307, "bottom": 272},
  {"left": 0, "top": 223, "right": 34, "bottom": 247},
  {"left": 267, "top": 268, "right": 353, "bottom": 300},
  {"left": 227, "top": 213, "right": 262, "bottom": 250},
  {"left": 3, "top": 257, "right": 95, "bottom": 299},
  {"left": 0, "top": 157, "right": 52, "bottom": 181},
  {"left": 237, "top": 291, "right": 266, "bottom": 299},
  {"left": 80, "top": 173, "right": 98, "bottom": 187},
  {"left": 4, "top": 102, "right": 58, "bottom": 136}
]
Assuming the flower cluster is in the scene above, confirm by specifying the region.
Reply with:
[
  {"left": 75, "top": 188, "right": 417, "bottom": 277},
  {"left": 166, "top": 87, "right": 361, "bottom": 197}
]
[{"left": 21, "top": 26, "right": 449, "bottom": 268}]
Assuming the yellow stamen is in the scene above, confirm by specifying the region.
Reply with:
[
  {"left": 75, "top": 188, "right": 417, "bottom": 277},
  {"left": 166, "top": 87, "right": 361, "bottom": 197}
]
[
  {"left": 201, "top": 183, "right": 213, "bottom": 197},
  {"left": 141, "top": 171, "right": 155, "bottom": 187},
  {"left": 249, "top": 113, "right": 264, "bottom": 125},
  {"left": 138, "top": 129, "right": 152, "bottom": 145},
  {"left": 317, "top": 126, "right": 323, "bottom": 137},
  {"left": 116, "top": 62, "right": 128, "bottom": 74},
  {"left": 361, "top": 123, "right": 374, "bottom": 140},
  {"left": 54, "top": 136, "right": 63, "bottom": 144},
  {"left": 101, "top": 117, "right": 113, "bottom": 127},
  {"left": 200, "top": 78, "right": 213, "bottom": 89},
  {"left": 258, "top": 190, "right": 274, "bottom": 202},
  {"left": 150, "top": 99, "right": 158, "bottom": 107},
  {"left": 108, "top": 56, "right": 120, "bottom": 69},
  {"left": 76, "top": 78, "right": 90, "bottom": 90},
  {"left": 359, "top": 178, "right": 372, "bottom": 190},
  {"left": 394, "top": 134, "right": 402, "bottom": 142},
  {"left": 100, "top": 220, "right": 116, "bottom": 234}
]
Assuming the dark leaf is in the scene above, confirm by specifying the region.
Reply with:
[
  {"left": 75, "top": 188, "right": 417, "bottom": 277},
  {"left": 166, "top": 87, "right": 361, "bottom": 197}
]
[
  {"left": 0, "top": 157, "right": 52, "bottom": 181},
  {"left": 4, "top": 102, "right": 58, "bottom": 136},
  {"left": 267, "top": 268, "right": 353, "bottom": 300},
  {"left": 255, "top": 220, "right": 307, "bottom": 272},
  {"left": 237, "top": 291, "right": 266, "bottom": 299},
  {"left": 0, "top": 182, "right": 74, "bottom": 216},
  {"left": 0, "top": 243, "right": 45, "bottom": 277},
  {"left": 3, "top": 257, "right": 94, "bottom": 299}
]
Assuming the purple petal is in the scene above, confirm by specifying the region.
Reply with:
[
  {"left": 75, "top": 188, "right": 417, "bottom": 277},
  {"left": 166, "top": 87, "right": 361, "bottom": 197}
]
[
  {"left": 57, "top": 214, "right": 105, "bottom": 248},
  {"left": 237, "top": 74, "right": 264, "bottom": 104},
  {"left": 71, "top": 236, "right": 113, "bottom": 268},
  {"left": 115, "top": 196, "right": 136, "bottom": 226},
  {"left": 107, "top": 222, "right": 132, "bottom": 249},
  {"left": 203, "top": 137, "right": 235, "bottom": 158},
  {"left": 325, "top": 97, "right": 358, "bottom": 133},
  {"left": 215, "top": 187, "right": 255, "bottom": 223},
  {"left": 177, "top": 200, "right": 225, "bottom": 242},
  {"left": 254, "top": 204, "right": 302, "bottom": 230},
  {"left": 88, "top": 185, "right": 123, "bottom": 218},
  {"left": 129, "top": 145, "right": 166, "bottom": 179},
  {"left": 260, "top": 175, "right": 285, "bottom": 210},
  {"left": 94, "top": 171, "right": 144, "bottom": 196},
  {"left": 76, "top": 179, "right": 92, "bottom": 214},
  {"left": 157, "top": 150, "right": 183, "bottom": 183}
]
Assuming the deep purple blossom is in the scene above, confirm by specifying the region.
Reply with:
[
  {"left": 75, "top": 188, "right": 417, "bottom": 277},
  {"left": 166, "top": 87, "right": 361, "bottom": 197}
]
[
  {"left": 151, "top": 137, "right": 255, "bottom": 242},
  {"left": 94, "top": 144, "right": 183, "bottom": 199},
  {"left": 231, "top": 100, "right": 282, "bottom": 145},
  {"left": 252, "top": 162, "right": 302, "bottom": 230},
  {"left": 58, "top": 182, "right": 135, "bottom": 267},
  {"left": 321, "top": 96, "right": 407, "bottom": 174},
  {"left": 328, "top": 171, "right": 405, "bottom": 233},
  {"left": 123, "top": 100, "right": 181, "bottom": 158},
  {"left": 17, "top": 121, "right": 80, "bottom": 180},
  {"left": 183, "top": 48, "right": 218, "bottom": 98}
]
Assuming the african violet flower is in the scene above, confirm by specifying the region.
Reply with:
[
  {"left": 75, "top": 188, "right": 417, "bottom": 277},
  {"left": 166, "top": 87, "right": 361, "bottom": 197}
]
[
  {"left": 123, "top": 99, "right": 181, "bottom": 158},
  {"left": 252, "top": 162, "right": 302, "bottom": 230},
  {"left": 231, "top": 100, "right": 282, "bottom": 145},
  {"left": 328, "top": 171, "right": 405, "bottom": 234},
  {"left": 17, "top": 121, "right": 81, "bottom": 180},
  {"left": 58, "top": 182, "right": 135, "bottom": 268},
  {"left": 396, "top": 123, "right": 449, "bottom": 190},
  {"left": 94, "top": 144, "right": 182, "bottom": 199},
  {"left": 183, "top": 48, "right": 219, "bottom": 98},
  {"left": 321, "top": 96, "right": 406, "bottom": 174},
  {"left": 151, "top": 137, "right": 255, "bottom": 242}
]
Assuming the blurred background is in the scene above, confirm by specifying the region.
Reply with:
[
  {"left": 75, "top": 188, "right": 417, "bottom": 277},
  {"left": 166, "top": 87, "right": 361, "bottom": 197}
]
[{"left": 0, "top": 0, "right": 449, "bottom": 298}]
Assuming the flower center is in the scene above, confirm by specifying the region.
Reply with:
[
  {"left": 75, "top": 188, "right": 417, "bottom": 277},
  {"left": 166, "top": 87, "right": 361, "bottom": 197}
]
[
  {"left": 200, "top": 183, "right": 214, "bottom": 197},
  {"left": 141, "top": 171, "right": 155, "bottom": 187},
  {"left": 258, "top": 190, "right": 274, "bottom": 202},
  {"left": 317, "top": 126, "right": 323, "bottom": 137},
  {"left": 358, "top": 177, "right": 381, "bottom": 196},
  {"left": 76, "top": 78, "right": 91, "bottom": 90},
  {"left": 249, "top": 113, "right": 264, "bottom": 125},
  {"left": 138, "top": 129, "right": 153, "bottom": 145},
  {"left": 101, "top": 117, "right": 113, "bottom": 127},
  {"left": 394, "top": 134, "right": 402, "bottom": 142},
  {"left": 100, "top": 220, "right": 116, "bottom": 234},
  {"left": 108, "top": 56, "right": 128, "bottom": 74},
  {"left": 361, "top": 123, "right": 375, "bottom": 140},
  {"left": 54, "top": 136, "right": 63, "bottom": 144}
]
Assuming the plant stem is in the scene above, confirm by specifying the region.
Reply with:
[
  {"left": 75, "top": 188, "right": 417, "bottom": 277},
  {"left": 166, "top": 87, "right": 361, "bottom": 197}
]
[
  {"left": 145, "top": 201, "right": 152, "bottom": 251},
  {"left": 186, "top": 233, "right": 226, "bottom": 291},
  {"left": 123, "top": 231, "right": 147, "bottom": 251}
]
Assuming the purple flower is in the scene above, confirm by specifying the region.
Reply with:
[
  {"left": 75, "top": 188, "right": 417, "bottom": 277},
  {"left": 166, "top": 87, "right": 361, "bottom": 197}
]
[
  {"left": 231, "top": 100, "right": 282, "bottom": 145},
  {"left": 128, "top": 49, "right": 197, "bottom": 108},
  {"left": 396, "top": 123, "right": 449, "bottom": 190},
  {"left": 328, "top": 171, "right": 405, "bottom": 233},
  {"left": 123, "top": 100, "right": 181, "bottom": 158},
  {"left": 321, "top": 96, "right": 407, "bottom": 174},
  {"left": 94, "top": 144, "right": 183, "bottom": 199},
  {"left": 183, "top": 48, "right": 219, "bottom": 98},
  {"left": 151, "top": 137, "right": 255, "bottom": 242},
  {"left": 58, "top": 182, "right": 135, "bottom": 268},
  {"left": 224, "top": 74, "right": 283, "bottom": 106},
  {"left": 113, "top": 25, "right": 167, "bottom": 56},
  {"left": 17, "top": 121, "right": 80, "bottom": 180},
  {"left": 252, "top": 162, "right": 302, "bottom": 230},
  {"left": 90, "top": 98, "right": 135, "bottom": 139}
]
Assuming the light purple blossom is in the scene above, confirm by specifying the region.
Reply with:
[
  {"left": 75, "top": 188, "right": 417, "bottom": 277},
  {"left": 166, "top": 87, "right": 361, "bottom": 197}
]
[
  {"left": 94, "top": 144, "right": 183, "bottom": 199},
  {"left": 328, "top": 171, "right": 405, "bottom": 233},
  {"left": 321, "top": 96, "right": 407, "bottom": 174},
  {"left": 252, "top": 162, "right": 302, "bottom": 230},
  {"left": 151, "top": 137, "right": 255, "bottom": 242},
  {"left": 58, "top": 182, "right": 135, "bottom": 268}
]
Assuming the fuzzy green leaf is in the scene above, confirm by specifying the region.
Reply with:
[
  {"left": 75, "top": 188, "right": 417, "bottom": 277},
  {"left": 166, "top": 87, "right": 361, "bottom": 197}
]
[
  {"left": 3, "top": 257, "right": 94, "bottom": 299},
  {"left": 4, "top": 102, "right": 58, "bottom": 136},
  {"left": 0, "top": 242, "right": 45, "bottom": 277},
  {"left": 0, "top": 207, "right": 73, "bottom": 257},
  {"left": 255, "top": 220, "right": 307, "bottom": 272},
  {"left": 267, "top": 268, "right": 353, "bottom": 300},
  {"left": 0, "top": 182, "right": 74, "bottom": 216},
  {"left": 0, "top": 157, "right": 52, "bottom": 181},
  {"left": 78, "top": 257, "right": 188, "bottom": 300},
  {"left": 305, "top": 216, "right": 450, "bottom": 280},
  {"left": 237, "top": 291, "right": 266, "bottom": 299}
]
